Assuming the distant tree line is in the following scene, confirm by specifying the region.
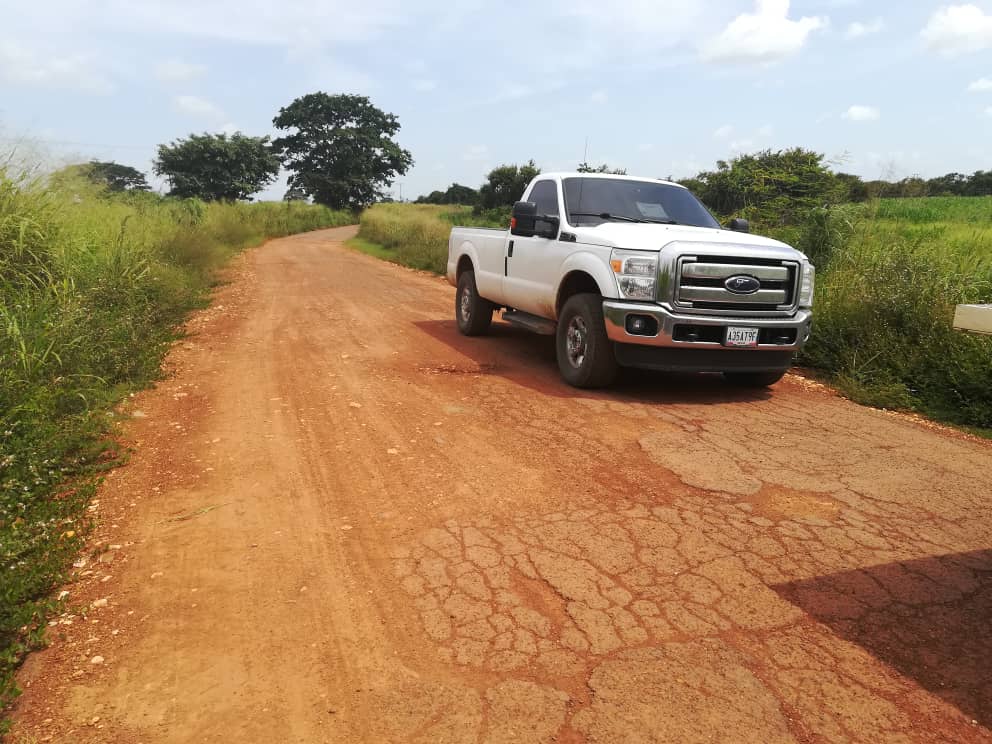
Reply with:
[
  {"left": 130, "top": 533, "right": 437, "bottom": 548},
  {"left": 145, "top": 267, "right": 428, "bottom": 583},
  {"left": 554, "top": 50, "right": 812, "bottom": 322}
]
[
  {"left": 62, "top": 93, "right": 413, "bottom": 210},
  {"left": 416, "top": 160, "right": 627, "bottom": 214},
  {"left": 862, "top": 171, "right": 992, "bottom": 199},
  {"left": 415, "top": 183, "right": 479, "bottom": 205},
  {"left": 678, "top": 150, "right": 992, "bottom": 224}
]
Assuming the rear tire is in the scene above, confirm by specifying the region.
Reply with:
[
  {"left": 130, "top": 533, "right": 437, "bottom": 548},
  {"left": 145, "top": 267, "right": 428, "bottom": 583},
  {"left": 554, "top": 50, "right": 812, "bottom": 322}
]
[
  {"left": 556, "top": 293, "right": 618, "bottom": 388},
  {"left": 723, "top": 369, "right": 787, "bottom": 388},
  {"left": 456, "top": 271, "right": 493, "bottom": 336}
]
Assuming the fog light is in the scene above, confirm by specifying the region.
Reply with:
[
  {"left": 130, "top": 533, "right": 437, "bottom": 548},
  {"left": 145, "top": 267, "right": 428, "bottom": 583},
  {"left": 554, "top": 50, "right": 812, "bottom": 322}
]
[{"left": 625, "top": 315, "right": 658, "bottom": 336}]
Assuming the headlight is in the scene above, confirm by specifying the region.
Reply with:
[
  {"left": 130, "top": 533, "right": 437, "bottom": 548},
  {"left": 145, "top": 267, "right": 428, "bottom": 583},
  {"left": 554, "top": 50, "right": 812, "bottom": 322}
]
[
  {"left": 799, "top": 262, "right": 815, "bottom": 307},
  {"left": 611, "top": 250, "right": 658, "bottom": 300}
]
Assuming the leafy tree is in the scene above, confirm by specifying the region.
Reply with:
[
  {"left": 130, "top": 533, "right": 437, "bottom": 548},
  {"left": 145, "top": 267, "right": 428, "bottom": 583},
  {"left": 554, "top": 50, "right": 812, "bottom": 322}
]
[
  {"left": 897, "top": 176, "right": 928, "bottom": 198},
  {"left": 690, "top": 148, "right": 843, "bottom": 225},
  {"left": 283, "top": 184, "right": 309, "bottom": 202},
  {"left": 577, "top": 162, "right": 627, "bottom": 175},
  {"left": 477, "top": 161, "right": 540, "bottom": 210},
  {"left": 272, "top": 93, "right": 413, "bottom": 210},
  {"left": 415, "top": 183, "right": 479, "bottom": 205},
  {"left": 834, "top": 172, "right": 868, "bottom": 202},
  {"left": 82, "top": 161, "right": 150, "bottom": 192},
  {"left": 677, "top": 177, "right": 707, "bottom": 195},
  {"left": 965, "top": 170, "right": 992, "bottom": 196},
  {"left": 444, "top": 183, "right": 478, "bottom": 205},
  {"left": 927, "top": 172, "right": 969, "bottom": 196},
  {"left": 154, "top": 132, "right": 280, "bottom": 201},
  {"left": 416, "top": 190, "right": 446, "bottom": 205}
]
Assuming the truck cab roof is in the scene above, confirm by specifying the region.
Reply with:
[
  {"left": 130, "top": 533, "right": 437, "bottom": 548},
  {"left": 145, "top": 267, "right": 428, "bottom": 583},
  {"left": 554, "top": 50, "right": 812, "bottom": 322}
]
[{"left": 536, "top": 173, "right": 688, "bottom": 189}]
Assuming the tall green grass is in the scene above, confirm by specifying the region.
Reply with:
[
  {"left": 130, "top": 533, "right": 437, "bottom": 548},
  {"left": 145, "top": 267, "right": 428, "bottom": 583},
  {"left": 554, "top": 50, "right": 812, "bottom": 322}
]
[
  {"left": 357, "top": 203, "right": 503, "bottom": 273},
  {"left": 0, "top": 170, "right": 352, "bottom": 727},
  {"left": 791, "top": 198, "right": 992, "bottom": 429}
]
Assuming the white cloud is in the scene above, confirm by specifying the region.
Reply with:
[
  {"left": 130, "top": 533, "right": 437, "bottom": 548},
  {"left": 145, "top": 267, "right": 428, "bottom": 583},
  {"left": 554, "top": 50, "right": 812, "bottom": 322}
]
[
  {"left": 757, "top": 124, "right": 774, "bottom": 137},
  {"left": 589, "top": 90, "right": 608, "bottom": 104},
  {"left": 558, "top": 0, "right": 703, "bottom": 53},
  {"left": 842, "top": 104, "right": 880, "bottom": 121},
  {"left": 701, "top": 0, "right": 826, "bottom": 64},
  {"left": 921, "top": 4, "right": 992, "bottom": 55},
  {"left": 173, "top": 94, "right": 225, "bottom": 120},
  {"left": 968, "top": 77, "right": 992, "bottom": 91},
  {"left": 0, "top": 39, "right": 112, "bottom": 93},
  {"left": 154, "top": 59, "right": 206, "bottom": 82},
  {"left": 729, "top": 139, "right": 754, "bottom": 152},
  {"left": 462, "top": 144, "right": 489, "bottom": 161},
  {"left": 714, "top": 124, "right": 734, "bottom": 139},
  {"left": 844, "top": 18, "right": 883, "bottom": 40},
  {"left": 219, "top": 122, "right": 240, "bottom": 135},
  {"left": 108, "top": 0, "right": 408, "bottom": 46},
  {"left": 412, "top": 79, "right": 437, "bottom": 92}
]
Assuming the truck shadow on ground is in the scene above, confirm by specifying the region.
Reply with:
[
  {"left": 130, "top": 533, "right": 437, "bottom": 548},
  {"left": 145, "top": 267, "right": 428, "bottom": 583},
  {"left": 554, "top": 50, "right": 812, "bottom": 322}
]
[
  {"left": 414, "top": 319, "right": 773, "bottom": 405},
  {"left": 773, "top": 549, "right": 992, "bottom": 729}
]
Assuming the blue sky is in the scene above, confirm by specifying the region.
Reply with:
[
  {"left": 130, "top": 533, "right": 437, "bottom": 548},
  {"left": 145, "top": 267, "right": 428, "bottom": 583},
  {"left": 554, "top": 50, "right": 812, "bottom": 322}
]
[{"left": 2, "top": 0, "right": 991, "bottom": 200}]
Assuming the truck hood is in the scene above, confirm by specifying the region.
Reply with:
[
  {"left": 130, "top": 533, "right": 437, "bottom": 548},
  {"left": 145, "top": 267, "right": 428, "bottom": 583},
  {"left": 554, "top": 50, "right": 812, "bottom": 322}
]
[{"left": 569, "top": 222, "right": 804, "bottom": 257}]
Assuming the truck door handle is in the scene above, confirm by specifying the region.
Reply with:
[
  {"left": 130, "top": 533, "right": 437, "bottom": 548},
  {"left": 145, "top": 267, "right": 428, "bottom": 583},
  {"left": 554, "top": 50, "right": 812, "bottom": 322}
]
[{"left": 508, "top": 241, "right": 514, "bottom": 258}]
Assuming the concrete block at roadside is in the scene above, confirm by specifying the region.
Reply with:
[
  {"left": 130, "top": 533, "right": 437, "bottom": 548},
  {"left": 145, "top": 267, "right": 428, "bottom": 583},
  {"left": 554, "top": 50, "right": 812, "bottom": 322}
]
[{"left": 953, "top": 304, "right": 992, "bottom": 335}]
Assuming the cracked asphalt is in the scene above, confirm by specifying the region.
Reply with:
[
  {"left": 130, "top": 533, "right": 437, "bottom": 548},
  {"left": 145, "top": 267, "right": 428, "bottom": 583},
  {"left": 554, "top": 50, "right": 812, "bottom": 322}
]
[{"left": 10, "top": 227, "right": 991, "bottom": 743}]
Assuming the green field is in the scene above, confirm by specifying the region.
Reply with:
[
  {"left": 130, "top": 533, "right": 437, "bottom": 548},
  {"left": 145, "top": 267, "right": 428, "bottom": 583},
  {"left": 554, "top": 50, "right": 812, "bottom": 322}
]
[
  {"left": 356, "top": 197, "right": 992, "bottom": 432},
  {"left": 790, "top": 197, "right": 991, "bottom": 430},
  {"left": 0, "top": 171, "right": 352, "bottom": 724}
]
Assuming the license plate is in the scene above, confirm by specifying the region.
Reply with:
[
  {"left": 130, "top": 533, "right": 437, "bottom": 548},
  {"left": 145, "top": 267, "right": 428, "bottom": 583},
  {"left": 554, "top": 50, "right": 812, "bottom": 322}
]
[{"left": 725, "top": 327, "right": 760, "bottom": 347}]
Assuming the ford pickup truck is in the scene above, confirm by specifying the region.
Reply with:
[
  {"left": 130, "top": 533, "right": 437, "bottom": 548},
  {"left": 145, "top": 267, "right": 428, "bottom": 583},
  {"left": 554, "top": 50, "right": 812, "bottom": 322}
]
[{"left": 446, "top": 173, "right": 814, "bottom": 388}]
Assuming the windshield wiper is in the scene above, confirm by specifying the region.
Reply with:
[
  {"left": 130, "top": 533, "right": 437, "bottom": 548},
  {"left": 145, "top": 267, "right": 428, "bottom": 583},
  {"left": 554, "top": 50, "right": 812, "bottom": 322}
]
[{"left": 570, "top": 212, "right": 678, "bottom": 225}]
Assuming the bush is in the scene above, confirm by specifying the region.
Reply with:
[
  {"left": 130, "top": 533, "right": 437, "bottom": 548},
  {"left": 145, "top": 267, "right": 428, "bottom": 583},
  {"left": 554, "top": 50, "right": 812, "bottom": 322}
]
[
  {"left": 796, "top": 199, "right": 992, "bottom": 429},
  {"left": 0, "top": 169, "right": 351, "bottom": 728}
]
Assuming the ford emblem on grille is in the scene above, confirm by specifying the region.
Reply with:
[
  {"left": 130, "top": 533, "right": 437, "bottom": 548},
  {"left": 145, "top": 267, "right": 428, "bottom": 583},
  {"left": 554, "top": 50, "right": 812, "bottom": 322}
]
[{"left": 724, "top": 275, "right": 762, "bottom": 294}]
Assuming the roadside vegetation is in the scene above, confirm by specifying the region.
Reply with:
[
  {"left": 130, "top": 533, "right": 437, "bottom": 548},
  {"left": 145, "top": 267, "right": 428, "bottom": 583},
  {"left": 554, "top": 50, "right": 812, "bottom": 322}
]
[
  {"left": 354, "top": 203, "right": 498, "bottom": 272},
  {"left": 1, "top": 90, "right": 409, "bottom": 726},
  {"left": 0, "top": 169, "right": 351, "bottom": 726},
  {"left": 789, "top": 197, "right": 992, "bottom": 430},
  {"left": 359, "top": 152, "right": 992, "bottom": 433}
]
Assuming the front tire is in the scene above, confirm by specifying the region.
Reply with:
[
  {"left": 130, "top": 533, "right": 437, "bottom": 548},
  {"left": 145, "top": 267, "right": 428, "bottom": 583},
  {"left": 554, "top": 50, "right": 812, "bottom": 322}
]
[
  {"left": 456, "top": 271, "right": 493, "bottom": 336},
  {"left": 723, "top": 369, "right": 787, "bottom": 388},
  {"left": 556, "top": 293, "right": 618, "bottom": 388}
]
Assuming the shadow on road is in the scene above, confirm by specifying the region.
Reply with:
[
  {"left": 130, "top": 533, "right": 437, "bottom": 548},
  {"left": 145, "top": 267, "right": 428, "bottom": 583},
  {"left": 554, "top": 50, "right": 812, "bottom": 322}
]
[
  {"left": 773, "top": 550, "right": 992, "bottom": 728},
  {"left": 414, "top": 318, "right": 773, "bottom": 405}
]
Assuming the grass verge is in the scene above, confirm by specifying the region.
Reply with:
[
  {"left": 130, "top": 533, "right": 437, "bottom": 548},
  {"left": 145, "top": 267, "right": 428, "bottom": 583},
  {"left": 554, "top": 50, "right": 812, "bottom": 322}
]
[
  {"left": 345, "top": 236, "right": 404, "bottom": 265},
  {"left": 357, "top": 203, "right": 503, "bottom": 273},
  {"left": 0, "top": 170, "right": 352, "bottom": 729}
]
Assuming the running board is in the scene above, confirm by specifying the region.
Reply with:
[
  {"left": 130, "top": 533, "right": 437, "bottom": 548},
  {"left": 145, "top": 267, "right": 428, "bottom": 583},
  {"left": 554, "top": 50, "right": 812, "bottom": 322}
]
[{"left": 502, "top": 310, "right": 557, "bottom": 336}]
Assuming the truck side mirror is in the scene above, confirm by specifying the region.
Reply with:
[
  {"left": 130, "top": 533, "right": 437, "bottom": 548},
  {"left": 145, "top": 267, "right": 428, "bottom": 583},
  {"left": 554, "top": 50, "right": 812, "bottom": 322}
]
[
  {"left": 727, "top": 218, "right": 750, "bottom": 233},
  {"left": 537, "top": 215, "right": 560, "bottom": 239},
  {"left": 511, "top": 201, "right": 538, "bottom": 237}
]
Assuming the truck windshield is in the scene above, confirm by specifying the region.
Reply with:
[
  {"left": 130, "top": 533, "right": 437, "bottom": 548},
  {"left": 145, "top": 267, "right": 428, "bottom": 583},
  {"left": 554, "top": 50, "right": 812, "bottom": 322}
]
[{"left": 562, "top": 178, "right": 720, "bottom": 229}]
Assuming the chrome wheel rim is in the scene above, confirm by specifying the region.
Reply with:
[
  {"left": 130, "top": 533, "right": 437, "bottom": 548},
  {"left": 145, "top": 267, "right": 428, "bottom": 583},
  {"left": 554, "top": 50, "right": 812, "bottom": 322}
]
[
  {"left": 459, "top": 287, "right": 472, "bottom": 323},
  {"left": 565, "top": 316, "right": 587, "bottom": 368}
]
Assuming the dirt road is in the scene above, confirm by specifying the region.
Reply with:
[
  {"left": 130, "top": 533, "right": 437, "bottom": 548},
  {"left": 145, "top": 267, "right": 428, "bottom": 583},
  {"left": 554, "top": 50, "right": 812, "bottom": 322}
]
[{"left": 10, "top": 226, "right": 992, "bottom": 743}]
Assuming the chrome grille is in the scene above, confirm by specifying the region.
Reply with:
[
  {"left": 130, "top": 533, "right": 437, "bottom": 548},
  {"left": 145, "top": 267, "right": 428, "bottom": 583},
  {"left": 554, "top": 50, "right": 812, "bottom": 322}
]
[{"left": 675, "top": 256, "right": 799, "bottom": 312}]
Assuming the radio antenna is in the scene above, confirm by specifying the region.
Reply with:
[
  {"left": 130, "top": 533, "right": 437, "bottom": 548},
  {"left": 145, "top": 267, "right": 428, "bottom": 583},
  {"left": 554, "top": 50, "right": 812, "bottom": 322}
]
[{"left": 575, "top": 136, "right": 589, "bottom": 219}]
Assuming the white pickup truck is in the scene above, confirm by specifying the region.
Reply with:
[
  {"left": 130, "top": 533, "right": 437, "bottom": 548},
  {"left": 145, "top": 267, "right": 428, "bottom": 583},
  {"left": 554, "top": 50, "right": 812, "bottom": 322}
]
[{"left": 446, "top": 172, "right": 814, "bottom": 388}]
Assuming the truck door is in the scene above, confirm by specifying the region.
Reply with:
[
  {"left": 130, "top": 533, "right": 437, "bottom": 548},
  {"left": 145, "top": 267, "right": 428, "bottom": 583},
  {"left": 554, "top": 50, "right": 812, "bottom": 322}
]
[{"left": 503, "top": 179, "right": 565, "bottom": 316}]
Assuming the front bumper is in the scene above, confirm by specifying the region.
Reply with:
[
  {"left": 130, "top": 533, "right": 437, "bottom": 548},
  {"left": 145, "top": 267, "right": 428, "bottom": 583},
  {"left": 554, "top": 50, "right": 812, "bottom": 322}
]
[{"left": 602, "top": 301, "right": 812, "bottom": 351}]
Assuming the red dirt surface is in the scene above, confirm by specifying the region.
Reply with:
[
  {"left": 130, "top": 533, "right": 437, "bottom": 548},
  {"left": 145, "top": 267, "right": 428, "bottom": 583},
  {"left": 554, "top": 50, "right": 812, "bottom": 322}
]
[{"left": 9, "top": 227, "right": 992, "bottom": 742}]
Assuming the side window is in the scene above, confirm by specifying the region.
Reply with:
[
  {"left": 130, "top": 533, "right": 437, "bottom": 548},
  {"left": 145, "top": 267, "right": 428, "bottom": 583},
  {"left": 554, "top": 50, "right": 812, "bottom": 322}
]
[{"left": 529, "top": 180, "right": 560, "bottom": 217}]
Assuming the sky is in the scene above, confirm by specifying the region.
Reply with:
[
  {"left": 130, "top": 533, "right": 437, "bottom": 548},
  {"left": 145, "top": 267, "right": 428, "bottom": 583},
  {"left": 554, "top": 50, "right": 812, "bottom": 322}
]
[{"left": 1, "top": 0, "right": 991, "bottom": 200}]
